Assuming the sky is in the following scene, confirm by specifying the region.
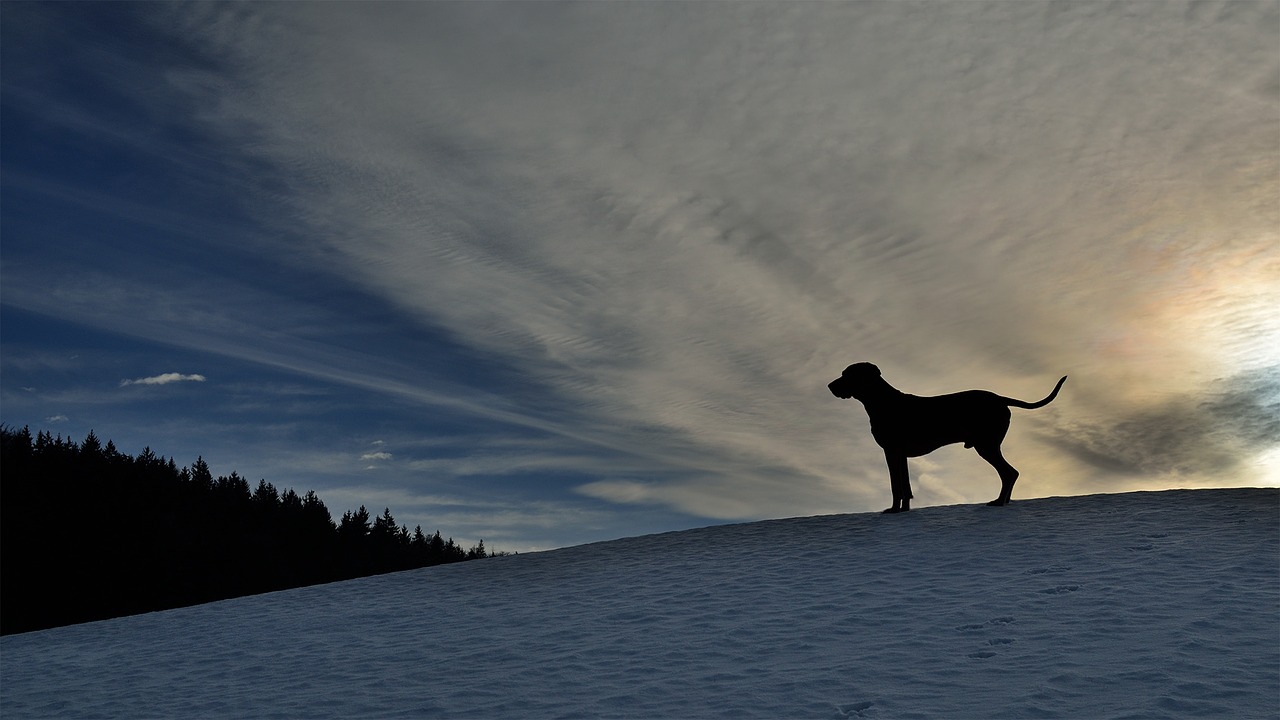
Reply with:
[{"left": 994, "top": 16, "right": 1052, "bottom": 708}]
[{"left": 2, "top": 1, "right": 1277, "bottom": 552}]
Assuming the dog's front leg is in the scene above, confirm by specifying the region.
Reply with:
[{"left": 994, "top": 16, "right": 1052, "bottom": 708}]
[{"left": 883, "top": 451, "right": 912, "bottom": 514}]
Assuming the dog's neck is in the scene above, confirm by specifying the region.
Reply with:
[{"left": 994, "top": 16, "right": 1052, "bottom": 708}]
[{"left": 856, "top": 376, "right": 906, "bottom": 407}]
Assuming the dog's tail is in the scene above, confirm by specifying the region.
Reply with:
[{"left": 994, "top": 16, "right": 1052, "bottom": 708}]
[{"left": 1003, "top": 375, "right": 1067, "bottom": 409}]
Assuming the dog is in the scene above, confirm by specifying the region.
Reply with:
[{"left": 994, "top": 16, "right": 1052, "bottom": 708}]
[{"left": 828, "top": 362, "right": 1067, "bottom": 513}]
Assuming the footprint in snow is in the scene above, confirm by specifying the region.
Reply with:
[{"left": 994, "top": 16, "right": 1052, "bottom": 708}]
[
  {"left": 1038, "top": 585, "right": 1081, "bottom": 594},
  {"left": 955, "top": 616, "right": 1016, "bottom": 631},
  {"left": 834, "top": 700, "right": 874, "bottom": 718},
  {"left": 963, "top": 638, "right": 1015, "bottom": 659},
  {"left": 957, "top": 618, "right": 1019, "bottom": 658}
]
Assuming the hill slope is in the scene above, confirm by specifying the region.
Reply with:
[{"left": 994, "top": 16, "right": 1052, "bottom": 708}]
[{"left": 2, "top": 489, "right": 1277, "bottom": 718}]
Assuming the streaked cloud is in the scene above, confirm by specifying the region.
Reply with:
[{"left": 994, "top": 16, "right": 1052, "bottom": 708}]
[
  {"left": 1046, "top": 367, "right": 1280, "bottom": 477},
  {"left": 2, "top": 2, "right": 1276, "bottom": 547},
  {"left": 161, "top": 2, "right": 1274, "bottom": 503}
]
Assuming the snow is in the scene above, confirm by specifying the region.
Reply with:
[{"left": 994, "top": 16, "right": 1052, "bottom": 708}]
[{"left": 2, "top": 489, "right": 1277, "bottom": 719}]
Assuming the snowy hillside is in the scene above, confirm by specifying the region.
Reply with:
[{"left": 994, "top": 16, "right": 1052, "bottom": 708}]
[{"left": 2, "top": 489, "right": 1277, "bottom": 719}]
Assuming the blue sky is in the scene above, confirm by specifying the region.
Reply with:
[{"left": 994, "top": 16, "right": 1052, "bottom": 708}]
[{"left": 3, "top": 2, "right": 1277, "bottom": 551}]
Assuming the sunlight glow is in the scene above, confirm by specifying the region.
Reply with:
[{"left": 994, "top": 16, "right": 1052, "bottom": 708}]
[
  {"left": 1147, "top": 242, "right": 1280, "bottom": 379},
  {"left": 1193, "top": 247, "right": 1280, "bottom": 375}
]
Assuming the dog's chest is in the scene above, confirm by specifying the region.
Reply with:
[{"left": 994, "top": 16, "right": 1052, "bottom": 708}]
[{"left": 864, "top": 396, "right": 967, "bottom": 453}]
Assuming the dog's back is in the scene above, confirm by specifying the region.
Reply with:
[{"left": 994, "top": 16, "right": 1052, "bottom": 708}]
[{"left": 873, "top": 391, "right": 1012, "bottom": 456}]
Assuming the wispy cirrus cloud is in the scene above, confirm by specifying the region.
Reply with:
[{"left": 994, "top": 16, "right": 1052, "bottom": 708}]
[
  {"left": 120, "top": 373, "right": 207, "bottom": 387},
  {"left": 154, "top": 1, "right": 1276, "bottom": 514},
  {"left": 2, "top": 1, "right": 1275, "bottom": 545}
]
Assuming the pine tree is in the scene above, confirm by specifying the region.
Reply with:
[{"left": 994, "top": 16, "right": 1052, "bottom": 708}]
[
  {"left": 339, "top": 505, "right": 371, "bottom": 538},
  {"left": 189, "top": 457, "right": 213, "bottom": 490},
  {"left": 252, "top": 479, "right": 280, "bottom": 508},
  {"left": 80, "top": 430, "right": 102, "bottom": 457}
]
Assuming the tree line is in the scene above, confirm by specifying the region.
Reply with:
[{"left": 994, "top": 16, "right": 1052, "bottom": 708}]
[{"left": 0, "top": 425, "right": 501, "bottom": 635}]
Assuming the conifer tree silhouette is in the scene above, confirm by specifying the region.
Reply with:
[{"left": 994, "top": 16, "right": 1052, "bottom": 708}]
[{"left": 0, "top": 426, "right": 500, "bottom": 635}]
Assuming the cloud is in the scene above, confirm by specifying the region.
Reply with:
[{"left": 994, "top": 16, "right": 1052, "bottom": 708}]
[
  {"left": 360, "top": 452, "right": 393, "bottom": 462},
  {"left": 1043, "top": 366, "right": 1280, "bottom": 478},
  {"left": 45, "top": 414, "right": 69, "bottom": 423},
  {"left": 120, "top": 373, "right": 207, "bottom": 387},
  {"left": 158, "top": 1, "right": 1277, "bottom": 509},
  {"left": 4, "top": 1, "right": 1275, "bottom": 535}
]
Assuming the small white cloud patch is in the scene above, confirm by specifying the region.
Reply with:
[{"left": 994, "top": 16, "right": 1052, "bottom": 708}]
[
  {"left": 361, "top": 451, "right": 393, "bottom": 461},
  {"left": 120, "top": 373, "right": 207, "bottom": 387}
]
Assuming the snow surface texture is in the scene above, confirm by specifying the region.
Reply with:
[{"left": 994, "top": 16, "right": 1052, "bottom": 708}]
[{"left": 3, "top": 489, "right": 1277, "bottom": 719}]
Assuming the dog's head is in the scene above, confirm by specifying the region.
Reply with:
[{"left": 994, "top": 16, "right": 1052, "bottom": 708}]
[{"left": 828, "top": 362, "right": 881, "bottom": 400}]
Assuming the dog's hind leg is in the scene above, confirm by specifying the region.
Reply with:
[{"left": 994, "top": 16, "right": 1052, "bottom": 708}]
[
  {"left": 974, "top": 443, "right": 1019, "bottom": 506},
  {"left": 883, "top": 451, "right": 912, "bottom": 513}
]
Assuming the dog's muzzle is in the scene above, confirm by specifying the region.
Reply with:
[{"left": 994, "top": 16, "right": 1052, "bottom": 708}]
[{"left": 828, "top": 379, "right": 851, "bottom": 399}]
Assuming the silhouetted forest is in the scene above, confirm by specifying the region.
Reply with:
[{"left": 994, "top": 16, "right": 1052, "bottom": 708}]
[{"left": 0, "top": 426, "right": 501, "bottom": 635}]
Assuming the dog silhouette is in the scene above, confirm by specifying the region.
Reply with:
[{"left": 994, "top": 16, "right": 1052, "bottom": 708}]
[{"left": 828, "top": 362, "right": 1066, "bottom": 513}]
